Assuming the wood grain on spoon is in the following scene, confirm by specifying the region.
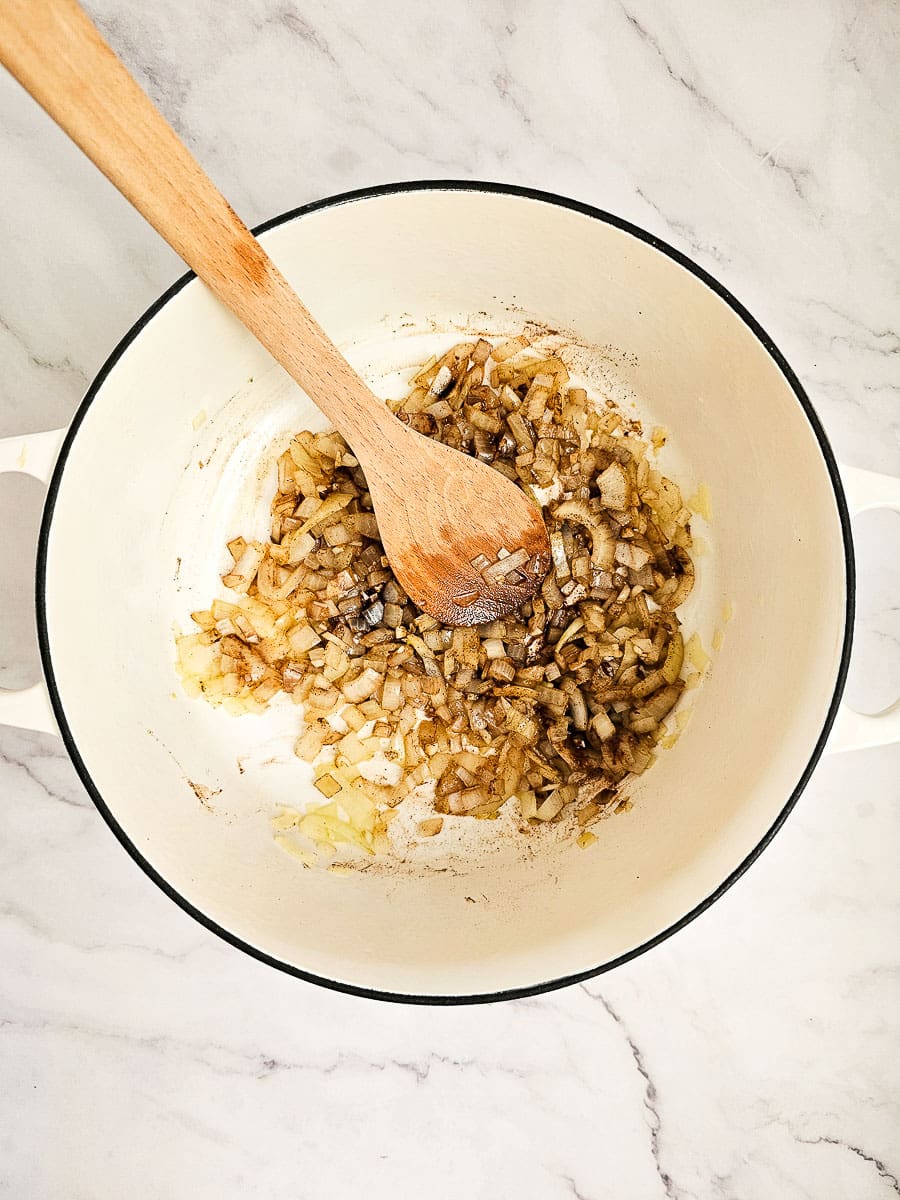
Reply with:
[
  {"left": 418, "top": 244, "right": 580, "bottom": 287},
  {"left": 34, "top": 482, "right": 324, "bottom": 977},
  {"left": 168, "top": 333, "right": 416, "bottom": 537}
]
[{"left": 0, "top": 0, "right": 549, "bottom": 626}]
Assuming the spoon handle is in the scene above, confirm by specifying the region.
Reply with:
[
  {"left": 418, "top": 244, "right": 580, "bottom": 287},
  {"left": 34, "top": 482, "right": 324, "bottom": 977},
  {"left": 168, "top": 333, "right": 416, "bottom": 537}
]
[{"left": 0, "top": 0, "right": 393, "bottom": 453}]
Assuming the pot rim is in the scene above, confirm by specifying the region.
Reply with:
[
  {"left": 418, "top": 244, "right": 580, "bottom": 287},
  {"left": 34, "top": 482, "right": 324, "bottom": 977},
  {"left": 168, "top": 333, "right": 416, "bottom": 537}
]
[{"left": 35, "top": 179, "right": 856, "bottom": 1005}]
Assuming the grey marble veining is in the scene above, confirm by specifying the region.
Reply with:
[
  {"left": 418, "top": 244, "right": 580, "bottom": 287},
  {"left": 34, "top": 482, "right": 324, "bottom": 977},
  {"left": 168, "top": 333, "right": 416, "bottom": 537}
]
[{"left": 1, "top": 2, "right": 898, "bottom": 1197}]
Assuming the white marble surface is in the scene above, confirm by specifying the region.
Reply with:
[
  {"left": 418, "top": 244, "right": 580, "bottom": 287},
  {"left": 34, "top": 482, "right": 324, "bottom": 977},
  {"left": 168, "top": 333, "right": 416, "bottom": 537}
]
[{"left": 1, "top": 1, "right": 898, "bottom": 1196}]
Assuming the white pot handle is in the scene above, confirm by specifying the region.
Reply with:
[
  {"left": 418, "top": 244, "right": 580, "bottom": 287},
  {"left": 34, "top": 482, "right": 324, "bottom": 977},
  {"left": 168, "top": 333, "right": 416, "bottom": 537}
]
[
  {"left": 0, "top": 428, "right": 66, "bottom": 736},
  {"left": 826, "top": 463, "right": 900, "bottom": 754}
]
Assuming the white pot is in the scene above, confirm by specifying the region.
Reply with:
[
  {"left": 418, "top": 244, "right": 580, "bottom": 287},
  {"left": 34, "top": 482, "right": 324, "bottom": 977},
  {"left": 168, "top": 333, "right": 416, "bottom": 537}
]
[{"left": 2, "top": 183, "right": 898, "bottom": 1002}]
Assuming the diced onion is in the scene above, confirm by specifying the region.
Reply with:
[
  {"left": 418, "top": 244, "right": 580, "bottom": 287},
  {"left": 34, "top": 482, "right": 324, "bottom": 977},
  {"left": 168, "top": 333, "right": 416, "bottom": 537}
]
[
  {"left": 181, "top": 335, "right": 700, "bottom": 855},
  {"left": 341, "top": 667, "right": 382, "bottom": 703},
  {"left": 598, "top": 461, "right": 630, "bottom": 511}
]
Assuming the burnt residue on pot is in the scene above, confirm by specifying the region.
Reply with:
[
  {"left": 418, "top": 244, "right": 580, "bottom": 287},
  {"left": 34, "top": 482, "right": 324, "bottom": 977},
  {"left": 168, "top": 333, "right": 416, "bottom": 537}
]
[
  {"left": 186, "top": 780, "right": 221, "bottom": 811},
  {"left": 146, "top": 727, "right": 221, "bottom": 813}
]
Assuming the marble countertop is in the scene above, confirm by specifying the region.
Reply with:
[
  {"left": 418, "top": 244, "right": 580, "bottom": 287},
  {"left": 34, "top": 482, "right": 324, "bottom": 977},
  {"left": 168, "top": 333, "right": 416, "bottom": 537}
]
[{"left": 2, "top": 2, "right": 898, "bottom": 1196}]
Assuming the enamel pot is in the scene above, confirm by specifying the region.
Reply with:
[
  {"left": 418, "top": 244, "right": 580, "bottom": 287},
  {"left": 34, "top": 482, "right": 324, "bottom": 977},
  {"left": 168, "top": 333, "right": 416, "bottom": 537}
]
[{"left": 2, "top": 183, "right": 898, "bottom": 1002}]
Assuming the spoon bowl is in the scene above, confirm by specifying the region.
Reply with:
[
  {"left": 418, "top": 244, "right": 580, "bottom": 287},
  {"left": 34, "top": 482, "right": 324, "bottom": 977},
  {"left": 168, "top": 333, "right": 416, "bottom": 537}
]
[{"left": 366, "top": 425, "right": 550, "bottom": 626}]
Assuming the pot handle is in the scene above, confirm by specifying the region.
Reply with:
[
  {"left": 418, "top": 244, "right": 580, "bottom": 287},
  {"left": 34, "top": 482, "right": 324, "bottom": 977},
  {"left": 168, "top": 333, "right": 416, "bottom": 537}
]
[
  {"left": 0, "top": 428, "right": 65, "bottom": 736},
  {"left": 826, "top": 463, "right": 900, "bottom": 754}
]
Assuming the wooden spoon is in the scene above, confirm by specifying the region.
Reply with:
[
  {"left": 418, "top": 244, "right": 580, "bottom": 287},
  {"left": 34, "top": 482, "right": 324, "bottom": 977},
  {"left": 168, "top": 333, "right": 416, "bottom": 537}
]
[{"left": 0, "top": 0, "right": 549, "bottom": 626}]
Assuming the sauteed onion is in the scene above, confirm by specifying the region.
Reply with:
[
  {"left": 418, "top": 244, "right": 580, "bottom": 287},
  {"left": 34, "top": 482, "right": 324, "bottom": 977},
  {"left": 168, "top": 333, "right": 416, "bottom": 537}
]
[{"left": 177, "top": 337, "right": 699, "bottom": 858}]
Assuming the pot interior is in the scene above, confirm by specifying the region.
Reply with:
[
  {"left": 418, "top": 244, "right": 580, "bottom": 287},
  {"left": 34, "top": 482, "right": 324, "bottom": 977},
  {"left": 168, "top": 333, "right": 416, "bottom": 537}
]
[{"left": 43, "top": 188, "right": 847, "bottom": 997}]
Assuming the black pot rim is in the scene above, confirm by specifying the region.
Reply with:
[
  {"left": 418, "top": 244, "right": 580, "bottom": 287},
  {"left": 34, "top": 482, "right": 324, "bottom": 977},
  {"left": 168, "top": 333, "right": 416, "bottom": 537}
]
[{"left": 35, "top": 180, "right": 855, "bottom": 1006}]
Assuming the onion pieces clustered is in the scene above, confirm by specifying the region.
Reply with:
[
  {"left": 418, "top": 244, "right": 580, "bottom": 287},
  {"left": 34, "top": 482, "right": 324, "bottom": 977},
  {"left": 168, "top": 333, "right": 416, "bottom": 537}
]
[{"left": 176, "top": 336, "right": 696, "bottom": 858}]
